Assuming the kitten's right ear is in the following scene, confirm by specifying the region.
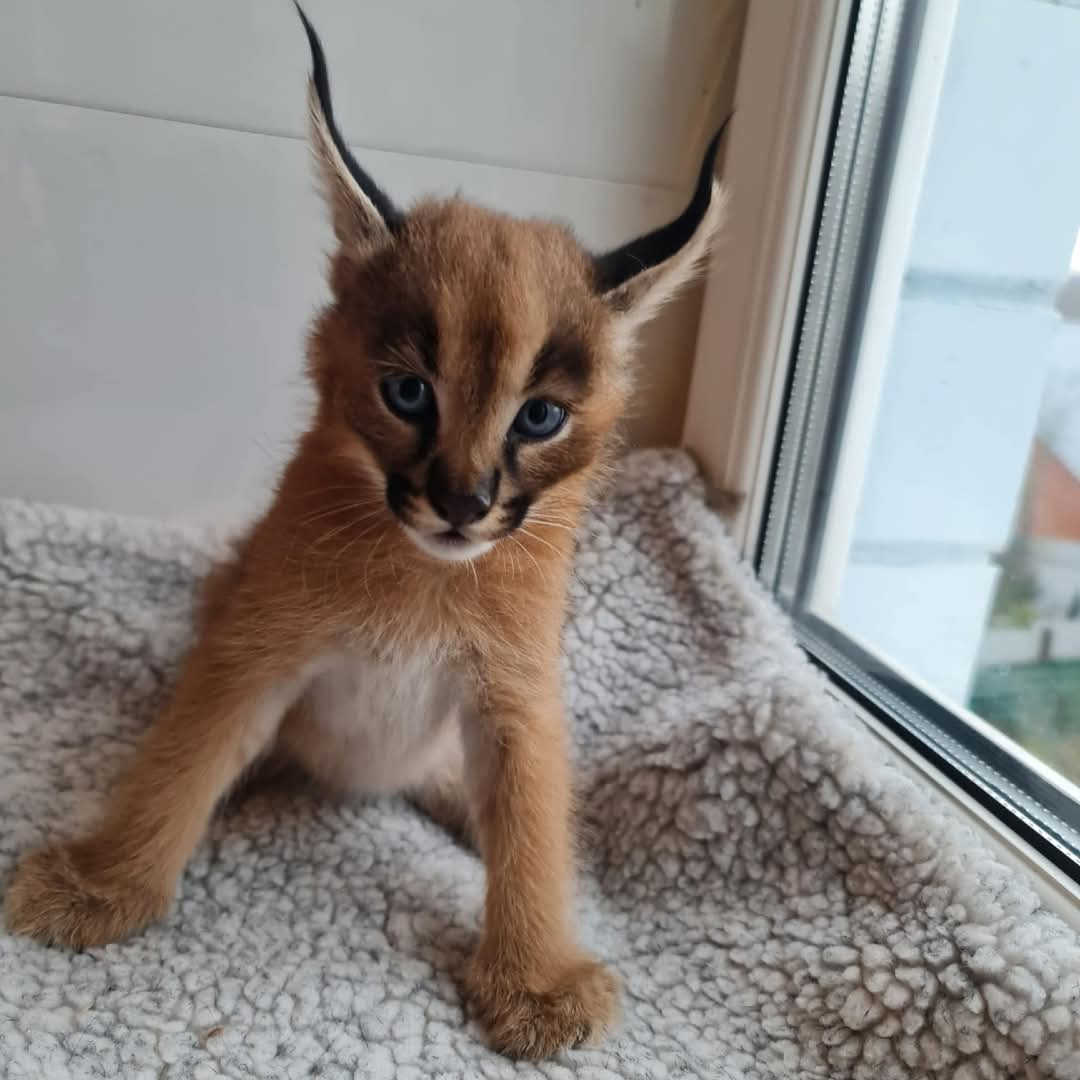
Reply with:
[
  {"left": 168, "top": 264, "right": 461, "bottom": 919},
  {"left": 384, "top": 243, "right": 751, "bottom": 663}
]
[
  {"left": 295, "top": 3, "right": 401, "bottom": 246},
  {"left": 591, "top": 121, "right": 730, "bottom": 339}
]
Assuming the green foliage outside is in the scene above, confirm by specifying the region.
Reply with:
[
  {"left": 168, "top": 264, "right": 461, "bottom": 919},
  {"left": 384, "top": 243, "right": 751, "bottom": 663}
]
[
  {"left": 989, "top": 568, "right": 1039, "bottom": 629},
  {"left": 970, "top": 660, "right": 1080, "bottom": 783}
]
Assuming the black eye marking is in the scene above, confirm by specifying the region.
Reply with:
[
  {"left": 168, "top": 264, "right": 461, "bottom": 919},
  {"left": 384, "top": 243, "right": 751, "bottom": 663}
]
[
  {"left": 413, "top": 416, "right": 437, "bottom": 464},
  {"left": 502, "top": 493, "right": 531, "bottom": 534},
  {"left": 527, "top": 335, "right": 590, "bottom": 392},
  {"left": 386, "top": 472, "right": 416, "bottom": 516},
  {"left": 512, "top": 399, "right": 567, "bottom": 440},
  {"left": 414, "top": 308, "right": 440, "bottom": 376},
  {"left": 425, "top": 455, "right": 451, "bottom": 513},
  {"left": 503, "top": 435, "right": 520, "bottom": 482}
]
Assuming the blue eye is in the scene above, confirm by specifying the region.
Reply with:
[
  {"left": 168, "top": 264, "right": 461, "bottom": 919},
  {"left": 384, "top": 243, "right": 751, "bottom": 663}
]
[
  {"left": 512, "top": 399, "right": 567, "bottom": 440},
  {"left": 381, "top": 374, "right": 433, "bottom": 419}
]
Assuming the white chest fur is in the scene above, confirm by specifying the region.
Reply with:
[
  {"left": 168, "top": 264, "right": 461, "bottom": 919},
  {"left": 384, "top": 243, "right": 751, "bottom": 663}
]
[{"left": 275, "top": 645, "right": 473, "bottom": 795}]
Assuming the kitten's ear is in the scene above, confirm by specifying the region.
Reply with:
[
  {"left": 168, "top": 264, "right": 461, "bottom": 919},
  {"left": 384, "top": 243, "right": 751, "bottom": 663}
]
[
  {"left": 295, "top": 3, "right": 401, "bottom": 246},
  {"left": 592, "top": 121, "right": 730, "bottom": 336}
]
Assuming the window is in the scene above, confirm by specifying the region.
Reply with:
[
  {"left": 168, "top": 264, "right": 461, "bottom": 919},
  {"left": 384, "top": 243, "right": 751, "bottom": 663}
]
[{"left": 758, "top": 0, "right": 1080, "bottom": 879}]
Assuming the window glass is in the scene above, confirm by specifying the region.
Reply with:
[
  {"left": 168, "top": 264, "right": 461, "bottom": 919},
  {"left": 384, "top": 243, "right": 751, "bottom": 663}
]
[{"left": 762, "top": 0, "right": 1080, "bottom": 874}]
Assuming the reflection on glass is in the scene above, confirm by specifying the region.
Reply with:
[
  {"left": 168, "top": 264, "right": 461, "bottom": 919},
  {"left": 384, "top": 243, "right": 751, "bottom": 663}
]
[
  {"left": 972, "top": 302, "right": 1080, "bottom": 782},
  {"left": 810, "top": 0, "right": 1080, "bottom": 787}
]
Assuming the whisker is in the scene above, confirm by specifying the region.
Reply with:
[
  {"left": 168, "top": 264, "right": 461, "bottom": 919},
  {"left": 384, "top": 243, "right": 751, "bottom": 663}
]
[
  {"left": 333, "top": 518, "right": 389, "bottom": 568},
  {"left": 288, "top": 509, "right": 385, "bottom": 586},
  {"left": 524, "top": 516, "right": 577, "bottom": 533},
  {"left": 296, "top": 501, "right": 381, "bottom": 528},
  {"left": 508, "top": 533, "right": 547, "bottom": 584},
  {"left": 295, "top": 479, "right": 379, "bottom": 495},
  {"left": 291, "top": 484, "right": 380, "bottom": 504},
  {"left": 309, "top": 509, "right": 385, "bottom": 547},
  {"left": 497, "top": 541, "right": 521, "bottom": 582},
  {"left": 362, "top": 530, "right": 389, "bottom": 601},
  {"left": 331, "top": 520, "right": 389, "bottom": 592},
  {"left": 517, "top": 527, "right": 564, "bottom": 559}
]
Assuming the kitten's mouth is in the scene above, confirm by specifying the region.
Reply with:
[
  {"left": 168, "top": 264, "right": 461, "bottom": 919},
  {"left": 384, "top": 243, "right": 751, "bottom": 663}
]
[{"left": 401, "top": 523, "right": 495, "bottom": 564}]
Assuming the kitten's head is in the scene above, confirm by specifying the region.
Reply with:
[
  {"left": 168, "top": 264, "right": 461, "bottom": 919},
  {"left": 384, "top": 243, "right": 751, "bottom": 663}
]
[{"left": 297, "top": 7, "right": 727, "bottom": 564}]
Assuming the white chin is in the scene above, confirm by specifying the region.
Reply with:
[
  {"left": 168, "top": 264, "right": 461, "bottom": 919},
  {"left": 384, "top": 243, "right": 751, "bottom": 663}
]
[{"left": 403, "top": 525, "right": 495, "bottom": 564}]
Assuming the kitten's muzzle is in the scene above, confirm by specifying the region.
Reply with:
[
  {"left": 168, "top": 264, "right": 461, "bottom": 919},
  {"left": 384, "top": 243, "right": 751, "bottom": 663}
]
[{"left": 426, "top": 463, "right": 500, "bottom": 529}]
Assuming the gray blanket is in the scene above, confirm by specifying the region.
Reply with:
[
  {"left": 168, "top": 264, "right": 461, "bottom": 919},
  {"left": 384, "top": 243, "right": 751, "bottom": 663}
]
[{"left": 2, "top": 450, "right": 1078, "bottom": 1079}]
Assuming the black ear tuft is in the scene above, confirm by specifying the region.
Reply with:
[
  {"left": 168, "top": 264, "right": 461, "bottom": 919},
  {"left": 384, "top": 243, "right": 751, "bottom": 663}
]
[
  {"left": 294, "top": 2, "right": 402, "bottom": 232},
  {"left": 591, "top": 117, "right": 731, "bottom": 294}
]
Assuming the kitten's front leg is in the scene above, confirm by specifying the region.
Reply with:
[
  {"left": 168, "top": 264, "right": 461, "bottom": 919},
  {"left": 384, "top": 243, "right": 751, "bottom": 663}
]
[
  {"left": 5, "top": 625, "right": 314, "bottom": 950},
  {"left": 462, "top": 672, "right": 621, "bottom": 1059}
]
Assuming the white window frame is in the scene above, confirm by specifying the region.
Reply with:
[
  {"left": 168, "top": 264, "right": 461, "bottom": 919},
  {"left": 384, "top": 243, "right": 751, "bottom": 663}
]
[{"left": 682, "top": 0, "right": 853, "bottom": 560}]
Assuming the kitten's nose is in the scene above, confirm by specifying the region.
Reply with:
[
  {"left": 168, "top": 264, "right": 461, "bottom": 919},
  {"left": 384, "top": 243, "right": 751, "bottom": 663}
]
[
  {"left": 433, "top": 490, "right": 491, "bottom": 528},
  {"left": 428, "top": 468, "right": 498, "bottom": 528}
]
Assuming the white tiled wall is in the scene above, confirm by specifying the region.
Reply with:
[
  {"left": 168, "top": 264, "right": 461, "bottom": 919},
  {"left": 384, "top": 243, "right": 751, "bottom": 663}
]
[{"left": 0, "top": 0, "right": 743, "bottom": 525}]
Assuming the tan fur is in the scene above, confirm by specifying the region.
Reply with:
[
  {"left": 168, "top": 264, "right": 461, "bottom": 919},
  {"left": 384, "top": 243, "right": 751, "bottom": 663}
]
[{"left": 6, "top": 83, "right": 723, "bottom": 1059}]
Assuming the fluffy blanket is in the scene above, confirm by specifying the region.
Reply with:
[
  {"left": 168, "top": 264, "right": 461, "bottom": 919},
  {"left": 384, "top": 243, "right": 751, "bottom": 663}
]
[{"left": 1, "top": 450, "right": 1078, "bottom": 1080}]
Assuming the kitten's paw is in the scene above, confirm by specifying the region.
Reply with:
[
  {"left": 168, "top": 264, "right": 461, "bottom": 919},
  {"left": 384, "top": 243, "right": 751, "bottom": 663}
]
[
  {"left": 465, "top": 953, "right": 621, "bottom": 1060},
  {"left": 5, "top": 842, "right": 170, "bottom": 949}
]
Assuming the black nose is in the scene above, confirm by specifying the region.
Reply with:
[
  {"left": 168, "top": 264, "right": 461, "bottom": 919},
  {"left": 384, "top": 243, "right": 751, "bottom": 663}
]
[
  {"left": 432, "top": 489, "right": 491, "bottom": 528},
  {"left": 427, "top": 464, "right": 499, "bottom": 528}
]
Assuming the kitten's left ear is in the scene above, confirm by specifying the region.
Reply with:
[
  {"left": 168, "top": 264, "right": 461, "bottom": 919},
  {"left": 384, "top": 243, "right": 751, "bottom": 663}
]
[
  {"left": 295, "top": 3, "right": 401, "bottom": 246},
  {"left": 592, "top": 120, "right": 731, "bottom": 334}
]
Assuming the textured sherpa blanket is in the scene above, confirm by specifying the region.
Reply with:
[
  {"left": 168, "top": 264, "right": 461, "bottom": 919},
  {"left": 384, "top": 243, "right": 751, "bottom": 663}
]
[{"left": 1, "top": 449, "right": 1079, "bottom": 1080}]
